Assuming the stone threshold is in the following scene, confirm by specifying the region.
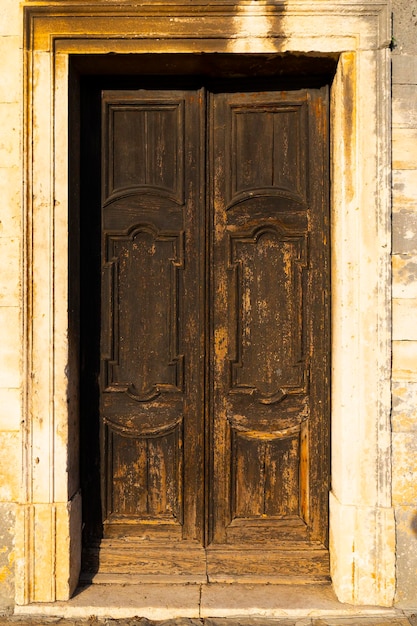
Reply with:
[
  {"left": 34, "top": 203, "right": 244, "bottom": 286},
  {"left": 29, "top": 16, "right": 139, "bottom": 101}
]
[{"left": 14, "top": 584, "right": 400, "bottom": 621}]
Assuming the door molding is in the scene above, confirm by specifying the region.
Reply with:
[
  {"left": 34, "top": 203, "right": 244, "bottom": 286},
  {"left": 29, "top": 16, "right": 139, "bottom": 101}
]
[{"left": 19, "top": 0, "right": 394, "bottom": 607}]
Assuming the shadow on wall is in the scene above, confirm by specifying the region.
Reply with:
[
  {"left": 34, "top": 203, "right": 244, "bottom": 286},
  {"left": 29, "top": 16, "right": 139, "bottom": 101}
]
[
  {"left": 228, "top": 0, "right": 287, "bottom": 53},
  {"left": 411, "top": 511, "right": 417, "bottom": 537}
]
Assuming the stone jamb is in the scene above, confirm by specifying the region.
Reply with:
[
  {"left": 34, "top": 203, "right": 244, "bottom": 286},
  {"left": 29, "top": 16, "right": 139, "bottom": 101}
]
[{"left": 19, "top": 0, "right": 393, "bottom": 607}]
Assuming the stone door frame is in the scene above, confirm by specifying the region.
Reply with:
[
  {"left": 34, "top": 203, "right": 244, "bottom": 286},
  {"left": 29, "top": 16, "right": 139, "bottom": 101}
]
[{"left": 18, "top": 0, "right": 394, "bottom": 607}]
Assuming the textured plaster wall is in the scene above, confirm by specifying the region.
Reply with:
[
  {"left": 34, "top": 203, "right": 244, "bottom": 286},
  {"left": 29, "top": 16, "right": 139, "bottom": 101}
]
[
  {"left": 0, "top": 0, "right": 22, "bottom": 611},
  {"left": 392, "top": 0, "right": 417, "bottom": 606}
]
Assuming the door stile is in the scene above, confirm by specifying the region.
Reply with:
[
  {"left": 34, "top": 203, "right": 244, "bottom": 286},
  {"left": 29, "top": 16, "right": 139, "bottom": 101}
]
[
  {"left": 204, "top": 88, "right": 212, "bottom": 550},
  {"left": 304, "top": 86, "right": 331, "bottom": 543},
  {"left": 189, "top": 86, "right": 207, "bottom": 546},
  {"left": 208, "top": 88, "right": 229, "bottom": 546}
]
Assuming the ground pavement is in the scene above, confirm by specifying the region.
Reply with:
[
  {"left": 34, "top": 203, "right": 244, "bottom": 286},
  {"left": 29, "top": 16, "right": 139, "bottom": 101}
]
[{"left": 0, "top": 615, "right": 417, "bottom": 625}]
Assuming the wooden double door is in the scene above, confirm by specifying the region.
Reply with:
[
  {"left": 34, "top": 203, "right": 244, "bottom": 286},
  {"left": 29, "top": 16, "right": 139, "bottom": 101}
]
[{"left": 87, "top": 82, "right": 330, "bottom": 582}]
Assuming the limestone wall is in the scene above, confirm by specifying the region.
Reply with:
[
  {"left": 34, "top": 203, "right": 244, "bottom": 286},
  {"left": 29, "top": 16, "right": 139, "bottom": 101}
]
[
  {"left": 0, "top": 0, "right": 22, "bottom": 611},
  {"left": 392, "top": 0, "right": 417, "bottom": 606},
  {"left": 0, "top": 0, "right": 415, "bottom": 611}
]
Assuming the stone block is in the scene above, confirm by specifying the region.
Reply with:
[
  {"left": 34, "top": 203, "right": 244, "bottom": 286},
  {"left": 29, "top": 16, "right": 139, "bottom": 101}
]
[
  {"left": 392, "top": 1, "right": 417, "bottom": 56},
  {"left": 0, "top": 166, "right": 22, "bottom": 238},
  {"left": 393, "top": 255, "right": 417, "bottom": 298},
  {"left": 393, "top": 340, "right": 417, "bottom": 381},
  {"left": 329, "top": 493, "right": 396, "bottom": 607},
  {"left": 0, "top": 503, "right": 15, "bottom": 611},
  {"left": 15, "top": 503, "right": 80, "bottom": 604},
  {"left": 0, "top": 1, "right": 21, "bottom": 36},
  {"left": 0, "top": 431, "right": 20, "bottom": 501},
  {"left": 201, "top": 581, "right": 361, "bottom": 618},
  {"left": 395, "top": 505, "right": 417, "bottom": 605},
  {"left": 14, "top": 573, "right": 202, "bottom": 615},
  {"left": 0, "top": 237, "right": 20, "bottom": 307},
  {"left": 393, "top": 170, "right": 417, "bottom": 212},
  {"left": 392, "top": 432, "right": 417, "bottom": 505},
  {"left": 392, "top": 381, "right": 417, "bottom": 432},
  {"left": 392, "top": 55, "right": 417, "bottom": 84},
  {"left": 55, "top": 492, "right": 82, "bottom": 601},
  {"left": 312, "top": 619, "right": 410, "bottom": 625},
  {"left": 393, "top": 211, "right": 417, "bottom": 255},
  {"left": 206, "top": 617, "right": 312, "bottom": 626},
  {"left": 393, "top": 128, "right": 417, "bottom": 169},
  {"left": 393, "top": 84, "right": 417, "bottom": 128},
  {"left": 0, "top": 38, "right": 21, "bottom": 102},
  {"left": 0, "top": 307, "right": 21, "bottom": 388},
  {"left": 0, "top": 103, "right": 20, "bottom": 169},
  {"left": 393, "top": 299, "right": 417, "bottom": 340},
  {"left": 0, "top": 388, "right": 21, "bottom": 431}
]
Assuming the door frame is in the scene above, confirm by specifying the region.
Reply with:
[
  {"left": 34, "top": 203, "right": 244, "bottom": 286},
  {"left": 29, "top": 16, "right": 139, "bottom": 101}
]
[{"left": 19, "top": 0, "right": 394, "bottom": 607}]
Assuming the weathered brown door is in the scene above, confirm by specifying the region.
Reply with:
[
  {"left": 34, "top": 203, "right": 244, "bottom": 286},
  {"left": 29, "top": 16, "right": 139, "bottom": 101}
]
[{"left": 97, "top": 84, "right": 330, "bottom": 582}]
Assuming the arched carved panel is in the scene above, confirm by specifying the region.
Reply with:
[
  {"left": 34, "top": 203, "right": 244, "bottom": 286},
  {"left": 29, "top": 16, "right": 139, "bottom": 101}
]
[
  {"left": 231, "top": 425, "right": 302, "bottom": 521},
  {"left": 102, "top": 225, "right": 184, "bottom": 402},
  {"left": 229, "top": 103, "right": 308, "bottom": 207},
  {"left": 103, "top": 100, "right": 185, "bottom": 203},
  {"left": 228, "top": 225, "right": 308, "bottom": 402},
  {"left": 104, "top": 422, "right": 183, "bottom": 525}
]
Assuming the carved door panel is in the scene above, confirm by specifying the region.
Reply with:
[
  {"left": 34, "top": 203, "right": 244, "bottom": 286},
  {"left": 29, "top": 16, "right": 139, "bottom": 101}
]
[{"left": 97, "top": 85, "right": 329, "bottom": 582}]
